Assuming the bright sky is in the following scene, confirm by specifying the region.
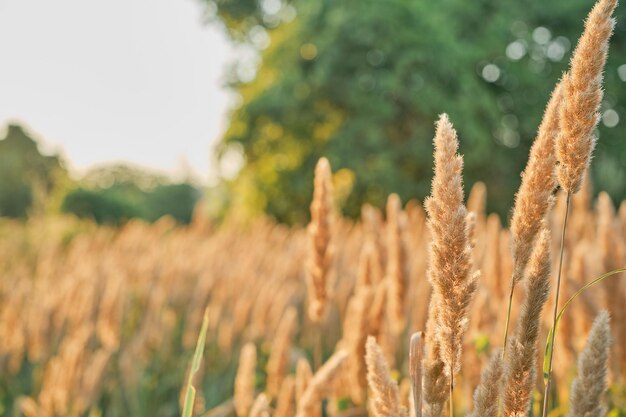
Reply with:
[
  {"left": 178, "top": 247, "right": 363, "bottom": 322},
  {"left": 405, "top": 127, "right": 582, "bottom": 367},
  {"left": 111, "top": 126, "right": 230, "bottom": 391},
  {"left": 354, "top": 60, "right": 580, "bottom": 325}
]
[{"left": 0, "top": 0, "right": 235, "bottom": 182}]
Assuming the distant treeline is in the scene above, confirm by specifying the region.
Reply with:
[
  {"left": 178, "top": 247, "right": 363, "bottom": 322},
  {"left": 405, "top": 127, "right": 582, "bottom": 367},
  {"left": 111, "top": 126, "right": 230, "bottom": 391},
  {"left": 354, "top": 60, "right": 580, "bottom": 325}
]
[{"left": 0, "top": 124, "right": 202, "bottom": 225}]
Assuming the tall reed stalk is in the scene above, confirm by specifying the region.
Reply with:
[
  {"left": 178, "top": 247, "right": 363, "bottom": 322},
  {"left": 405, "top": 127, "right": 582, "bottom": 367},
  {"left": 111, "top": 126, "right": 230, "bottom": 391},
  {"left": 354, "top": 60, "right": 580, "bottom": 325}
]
[{"left": 542, "top": 0, "right": 616, "bottom": 414}]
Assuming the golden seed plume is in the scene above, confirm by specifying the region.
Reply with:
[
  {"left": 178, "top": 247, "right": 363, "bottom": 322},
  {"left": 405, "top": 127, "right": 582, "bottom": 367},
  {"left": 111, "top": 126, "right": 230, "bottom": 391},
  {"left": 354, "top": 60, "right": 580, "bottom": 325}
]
[
  {"left": 503, "top": 230, "right": 551, "bottom": 417},
  {"left": 467, "top": 181, "right": 487, "bottom": 220},
  {"left": 274, "top": 375, "right": 296, "bottom": 417},
  {"left": 342, "top": 287, "right": 374, "bottom": 405},
  {"left": 422, "top": 294, "right": 449, "bottom": 417},
  {"left": 509, "top": 80, "right": 563, "bottom": 285},
  {"left": 386, "top": 193, "right": 408, "bottom": 335},
  {"left": 306, "top": 157, "right": 334, "bottom": 323},
  {"left": 234, "top": 343, "right": 257, "bottom": 417},
  {"left": 556, "top": 0, "right": 617, "bottom": 193},
  {"left": 356, "top": 238, "right": 382, "bottom": 289},
  {"left": 365, "top": 336, "right": 409, "bottom": 417},
  {"left": 467, "top": 349, "right": 504, "bottom": 417},
  {"left": 567, "top": 311, "right": 612, "bottom": 417},
  {"left": 424, "top": 114, "right": 478, "bottom": 379},
  {"left": 368, "top": 280, "right": 388, "bottom": 340}
]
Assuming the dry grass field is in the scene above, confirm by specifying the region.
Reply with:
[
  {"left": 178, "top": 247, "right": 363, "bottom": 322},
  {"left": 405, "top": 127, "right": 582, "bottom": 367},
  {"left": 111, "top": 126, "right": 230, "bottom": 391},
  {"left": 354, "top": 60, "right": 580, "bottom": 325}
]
[{"left": 1, "top": 0, "right": 626, "bottom": 416}]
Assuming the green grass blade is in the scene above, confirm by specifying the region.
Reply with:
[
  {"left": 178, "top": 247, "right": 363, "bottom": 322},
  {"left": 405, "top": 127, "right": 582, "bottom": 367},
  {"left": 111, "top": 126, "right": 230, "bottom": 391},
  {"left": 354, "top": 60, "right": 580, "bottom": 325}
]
[
  {"left": 182, "top": 387, "right": 196, "bottom": 417},
  {"left": 182, "top": 309, "right": 210, "bottom": 417},
  {"left": 543, "top": 267, "right": 626, "bottom": 382}
]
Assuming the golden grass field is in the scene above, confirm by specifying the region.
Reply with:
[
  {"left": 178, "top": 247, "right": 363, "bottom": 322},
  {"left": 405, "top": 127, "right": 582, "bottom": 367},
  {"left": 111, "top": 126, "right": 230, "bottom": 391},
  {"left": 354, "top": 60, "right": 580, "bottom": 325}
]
[
  {"left": 2, "top": 0, "right": 626, "bottom": 416},
  {"left": 1, "top": 173, "right": 625, "bottom": 417}
]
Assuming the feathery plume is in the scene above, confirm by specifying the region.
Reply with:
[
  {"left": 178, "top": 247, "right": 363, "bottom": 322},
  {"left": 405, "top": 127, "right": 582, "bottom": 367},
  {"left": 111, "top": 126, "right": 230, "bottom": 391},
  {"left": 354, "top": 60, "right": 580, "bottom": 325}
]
[
  {"left": 421, "top": 295, "right": 449, "bottom": 417},
  {"left": 234, "top": 343, "right": 257, "bottom": 417},
  {"left": 424, "top": 114, "right": 478, "bottom": 380},
  {"left": 307, "top": 157, "right": 334, "bottom": 323},
  {"left": 467, "top": 350, "right": 504, "bottom": 417},
  {"left": 567, "top": 311, "right": 612, "bottom": 417},
  {"left": 503, "top": 230, "right": 551, "bottom": 417},
  {"left": 509, "top": 80, "right": 563, "bottom": 286},
  {"left": 295, "top": 350, "right": 348, "bottom": 417},
  {"left": 556, "top": 0, "right": 617, "bottom": 193},
  {"left": 365, "top": 337, "right": 409, "bottom": 417}
]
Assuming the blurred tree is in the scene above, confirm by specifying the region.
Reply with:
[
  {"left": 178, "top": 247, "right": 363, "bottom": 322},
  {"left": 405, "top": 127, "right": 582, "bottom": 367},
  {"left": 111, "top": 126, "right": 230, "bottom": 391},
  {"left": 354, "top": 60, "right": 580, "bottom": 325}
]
[
  {"left": 208, "top": 0, "right": 626, "bottom": 223},
  {"left": 61, "top": 164, "right": 202, "bottom": 225},
  {"left": 203, "top": 0, "right": 296, "bottom": 40},
  {"left": 144, "top": 183, "right": 202, "bottom": 224},
  {"left": 61, "top": 188, "right": 143, "bottom": 225},
  {"left": 0, "top": 124, "right": 66, "bottom": 218}
]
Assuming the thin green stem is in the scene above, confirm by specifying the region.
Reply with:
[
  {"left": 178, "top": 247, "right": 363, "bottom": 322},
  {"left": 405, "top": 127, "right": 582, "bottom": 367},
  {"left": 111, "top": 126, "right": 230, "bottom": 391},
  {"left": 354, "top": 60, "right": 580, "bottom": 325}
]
[{"left": 541, "top": 192, "right": 571, "bottom": 417}]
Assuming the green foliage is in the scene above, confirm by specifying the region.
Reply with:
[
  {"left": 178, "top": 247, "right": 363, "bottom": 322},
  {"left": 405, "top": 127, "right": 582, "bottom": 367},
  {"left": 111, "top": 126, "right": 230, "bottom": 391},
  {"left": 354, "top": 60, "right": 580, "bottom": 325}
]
[
  {"left": 61, "top": 188, "right": 143, "bottom": 225},
  {"left": 61, "top": 165, "right": 202, "bottom": 225},
  {"left": 210, "top": 0, "right": 626, "bottom": 223},
  {"left": 145, "top": 184, "right": 202, "bottom": 224},
  {"left": 0, "top": 124, "right": 66, "bottom": 218},
  {"left": 204, "top": 0, "right": 296, "bottom": 41}
]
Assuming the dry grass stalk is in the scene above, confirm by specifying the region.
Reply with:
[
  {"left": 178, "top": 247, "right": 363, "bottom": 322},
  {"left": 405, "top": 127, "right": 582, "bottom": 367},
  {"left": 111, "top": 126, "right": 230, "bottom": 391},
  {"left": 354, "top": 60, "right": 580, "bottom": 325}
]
[
  {"left": 567, "top": 311, "right": 612, "bottom": 417},
  {"left": 467, "top": 181, "right": 487, "bottom": 221},
  {"left": 266, "top": 307, "right": 298, "bottom": 398},
  {"left": 503, "top": 230, "right": 551, "bottom": 417},
  {"left": 234, "top": 343, "right": 257, "bottom": 417},
  {"left": 342, "top": 287, "right": 374, "bottom": 404},
  {"left": 466, "top": 349, "right": 503, "bottom": 417},
  {"left": 295, "top": 350, "right": 348, "bottom": 417},
  {"left": 421, "top": 295, "right": 449, "bottom": 417},
  {"left": 274, "top": 375, "right": 296, "bottom": 417},
  {"left": 306, "top": 157, "right": 334, "bottom": 323},
  {"left": 503, "top": 78, "right": 562, "bottom": 351},
  {"left": 249, "top": 393, "right": 271, "bottom": 417},
  {"left": 386, "top": 193, "right": 408, "bottom": 335},
  {"left": 424, "top": 114, "right": 477, "bottom": 385},
  {"left": 365, "top": 336, "right": 408, "bottom": 417},
  {"left": 356, "top": 239, "right": 382, "bottom": 289},
  {"left": 295, "top": 358, "right": 313, "bottom": 406},
  {"left": 409, "top": 332, "right": 424, "bottom": 417},
  {"left": 556, "top": 0, "right": 617, "bottom": 194},
  {"left": 545, "top": 2, "right": 617, "bottom": 414},
  {"left": 368, "top": 280, "right": 388, "bottom": 341},
  {"left": 509, "top": 80, "right": 562, "bottom": 286}
]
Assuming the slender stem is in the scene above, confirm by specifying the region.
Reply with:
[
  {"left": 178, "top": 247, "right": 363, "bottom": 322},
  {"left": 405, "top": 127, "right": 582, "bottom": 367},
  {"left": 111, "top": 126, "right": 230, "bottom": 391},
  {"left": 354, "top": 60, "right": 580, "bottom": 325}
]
[
  {"left": 541, "top": 192, "right": 571, "bottom": 417},
  {"left": 502, "top": 281, "right": 516, "bottom": 354},
  {"left": 449, "top": 364, "right": 454, "bottom": 417}
]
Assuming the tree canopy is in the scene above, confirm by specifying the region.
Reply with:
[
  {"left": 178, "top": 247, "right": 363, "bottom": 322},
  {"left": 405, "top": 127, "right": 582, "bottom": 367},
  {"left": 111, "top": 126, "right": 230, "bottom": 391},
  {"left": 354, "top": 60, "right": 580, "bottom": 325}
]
[
  {"left": 0, "top": 124, "right": 66, "bottom": 218},
  {"left": 208, "top": 0, "right": 626, "bottom": 224}
]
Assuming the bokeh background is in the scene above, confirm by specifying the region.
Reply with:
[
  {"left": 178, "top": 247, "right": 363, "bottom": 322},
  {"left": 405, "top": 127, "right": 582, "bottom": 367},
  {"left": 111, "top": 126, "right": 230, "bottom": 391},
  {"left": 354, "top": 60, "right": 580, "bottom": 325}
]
[{"left": 1, "top": 0, "right": 625, "bottom": 223}]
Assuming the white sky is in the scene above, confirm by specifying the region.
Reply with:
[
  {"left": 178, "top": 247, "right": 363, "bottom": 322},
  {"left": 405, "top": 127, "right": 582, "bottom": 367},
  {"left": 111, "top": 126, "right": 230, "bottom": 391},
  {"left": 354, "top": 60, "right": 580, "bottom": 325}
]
[{"left": 0, "top": 0, "right": 235, "bottom": 182}]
